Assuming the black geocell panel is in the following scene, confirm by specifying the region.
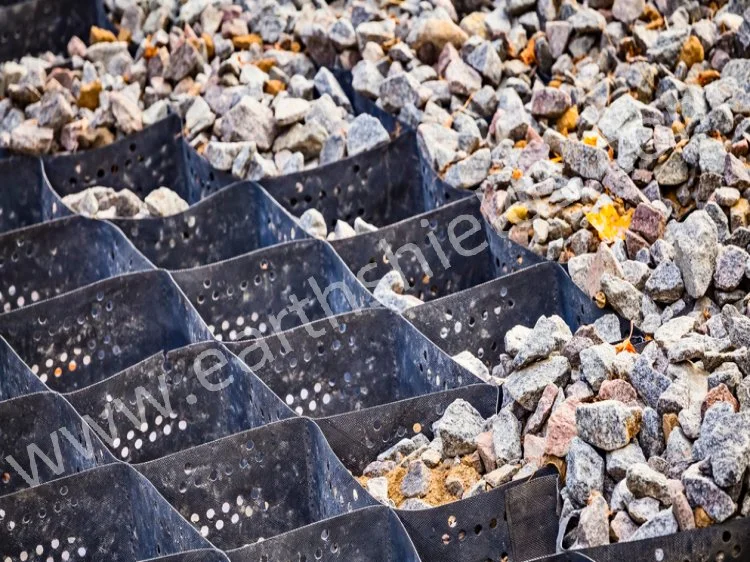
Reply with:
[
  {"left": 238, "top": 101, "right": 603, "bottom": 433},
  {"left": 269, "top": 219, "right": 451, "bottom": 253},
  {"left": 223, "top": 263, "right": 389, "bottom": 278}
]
[{"left": 0, "top": 25, "right": 738, "bottom": 562}]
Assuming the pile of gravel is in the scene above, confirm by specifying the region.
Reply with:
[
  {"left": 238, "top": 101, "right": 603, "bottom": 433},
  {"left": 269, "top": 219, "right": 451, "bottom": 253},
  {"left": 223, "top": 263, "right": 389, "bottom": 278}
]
[
  {"left": 359, "top": 311, "right": 750, "bottom": 548},
  {"left": 318, "top": 0, "right": 750, "bottom": 333},
  {"left": 62, "top": 185, "right": 189, "bottom": 218},
  {"left": 0, "top": 1, "right": 391, "bottom": 180}
]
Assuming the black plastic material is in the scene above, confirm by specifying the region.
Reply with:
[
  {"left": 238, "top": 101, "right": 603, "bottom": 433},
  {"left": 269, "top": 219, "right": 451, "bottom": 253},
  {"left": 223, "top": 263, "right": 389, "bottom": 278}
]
[
  {"left": 0, "top": 392, "right": 114, "bottom": 496},
  {"left": 136, "top": 417, "right": 376, "bottom": 550},
  {"left": 0, "top": 336, "right": 46, "bottom": 401},
  {"left": 0, "top": 155, "right": 68, "bottom": 235},
  {"left": 259, "top": 124, "right": 469, "bottom": 233},
  {"left": 42, "top": 114, "right": 233, "bottom": 206},
  {"left": 318, "top": 385, "right": 497, "bottom": 474},
  {"left": 0, "top": 464, "right": 211, "bottom": 561},
  {"left": 335, "top": 68, "right": 472, "bottom": 211},
  {"left": 226, "top": 308, "right": 481, "bottom": 418},
  {"left": 0, "top": 270, "right": 213, "bottom": 392},
  {"left": 66, "top": 341, "right": 294, "bottom": 464},
  {"left": 405, "top": 261, "right": 610, "bottom": 371},
  {"left": 117, "top": 181, "right": 308, "bottom": 270},
  {"left": 0, "top": 0, "right": 107, "bottom": 61},
  {"left": 0, "top": 215, "right": 153, "bottom": 313},
  {"left": 397, "top": 467, "right": 559, "bottom": 562},
  {"left": 331, "top": 196, "right": 497, "bottom": 303},
  {"left": 532, "top": 516, "right": 750, "bottom": 562},
  {"left": 171, "top": 238, "right": 376, "bottom": 341},
  {"left": 314, "top": 384, "right": 557, "bottom": 562},
  {"left": 227, "top": 506, "right": 424, "bottom": 562},
  {"left": 484, "top": 220, "right": 546, "bottom": 277},
  {"left": 144, "top": 551, "right": 231, "bottom": 562},
  {"left": 419, "top": 143, "right": 474, "bottom": 211},
  {"left": 260, "top": 130, "right": 429, "bottom": 229}
]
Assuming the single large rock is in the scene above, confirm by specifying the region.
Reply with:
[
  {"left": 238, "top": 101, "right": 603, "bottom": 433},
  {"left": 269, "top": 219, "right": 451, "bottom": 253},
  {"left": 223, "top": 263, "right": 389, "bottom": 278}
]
[
  {"left": 682, "top": 464, "right": 737, "bottom": 523},
  {"left": 580, "top": 343, "right": 617, "bottom": 392},
  {"left": 273, "top": 122, "right": 327, "bottom": 159},
  {"left": 379, "top": 72, "right": 421, "bottom": 112},
  {"left": 491, "top": 408, "right": 523, "bottom": 465},
  {"left": 400, "top": 460, "right": 431, "bottom": 498},
  {"left": 597, "top": 93, "right": 644, "bottom": 144},
  {"left": 530, "top": 87, "right": 572, "bottom": 118},
  {"left": 696, "top": 409, "right": 750, "bottom": 487},
  {"left": 600, "top": 274, "right": 643, "bottom": 324},
  {"left": 504, "top": 356, "right": 571, "bottom": 411},
  {"left": 672, "top": 210, "right": 719, "bottom": 298},
  {"left": 444, "top": 149, "right": 491, "bottom": 189},
  {"left": 714, "top": 245, "right": 749, "bottom": 291},
  {"left": 584, "top": 244, "right": 625, "bottom": 298},
  {"left": 110, "top": 92, "right": 142, "bottom": 134},
  {"left": 313, "top": 67, "right": 352, "bottom": 111},
  {"left": 606, "top": 442, "right": 647, "bottom": 481},
  {"left": 626, "top": 463, "right": 672, "bottom": 505},
  {"left": 575, "top": 493, "right": 610, "bottom": 548},
  {"left": 576, "top": 401, "right": 642, "bottom": 451},
  {"left": 432, "top": 399, "right": 486, "bottom": 457},
  {"left": 639, "top": 407, "right": 665, "bottom": 459},
  {"left": 645, "top": 261, "right": 684, "bottom": 303},
  {"left": 220, "top": 96, "right": 277, "bottom": 150},
  {"left": 274, "top": 97, "right": 310, "bottom": 127},
  {"left": 566, "top": 437, "right": 604, "bottom": 507},
  {"left": 412, "top": 19, "right": 468, "bottom": 52},
  {"left": 445, "top": 58, "right": 482, "bottom": 96},
  {"left": 628, "top": 509, "right": 679, "bottom": 542},
  {"left": 561, "top": 140, "right": 610, "bottom": 180},
  {"left": 351, "top": 60, "right": 384, "bottom": 99},
  {"left": 655, "top": 150, "right": 689, "bottom": 186},
  {"left": 545, "top": 397, "right": 580, "bottom": 457},
  {"left": 512, "top": 315, "right": 572, "bottom": 369},
  {"left": 418, "top": 122, "right": 459, "bottom": 170},
  {"left": 630, "top": 356, "right": 672, "bottom": 409},
  {"left": 346, "top": 114, "right": 389, "bottom": 156},
  {"left": 144, "top": 187, "right": 189, "bottom": 217}
]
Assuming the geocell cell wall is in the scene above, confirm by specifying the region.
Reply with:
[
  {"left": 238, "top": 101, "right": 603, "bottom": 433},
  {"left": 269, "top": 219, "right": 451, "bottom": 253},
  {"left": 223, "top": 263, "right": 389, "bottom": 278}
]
[{"left": 0, "top": 7, "right": 743, "bottom": 560}]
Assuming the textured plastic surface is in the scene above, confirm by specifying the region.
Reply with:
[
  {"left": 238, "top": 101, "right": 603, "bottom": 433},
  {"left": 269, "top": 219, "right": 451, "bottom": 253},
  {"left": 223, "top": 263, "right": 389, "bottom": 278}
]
[
  {"left": 0, "top": 270, "right": 213, "bottom": 392},
  {"left": 144, "top": 551, "right": 231, "bottom": 562},
  {"left": 117, "top": 181, "right": 307, "bottom": 270},
  {"left": 405, "top": 262, "right": 609, "bottom": 371},
  {"left": 259, "top": 71, "right": 468, "bottom": 231},
  {"left": 136, "top": 417, "right": 376, "bottom": 550},
  {"left": 314, "top": 384, "right": 557, "bottom": 562},
  {"left": 226, "top": 308, "right": 481, "bottom": 418},
  {"left": 0, "top": 336, "right": 46, "bottom": 401},
  {"left": 335, "top": 68, "right": 472, "bottom": 211},
  {"left": 171, "top": 238, "right": 376, "bottom": 341},
  {"left": 397, "top": 468, "right": 559, "bottom": 562},
  {"left": 43, "top": 114, "right": 233, "bottom": 206},
  {"left": 0, "top": 156, "right": 66, "bottom": 235},
  {"left": 67, "top": 341, "right": 294, "bottom": 464},
  {"left": 484, "top": 221, "right": 546, "bottom": 277},
  {"left": 419, "top": 145, "right": 474, "bottom": 210},
  {"left": 227, "top": 506, "right": 424, "bottom": 562},
  {"left": 532, "top": 516, "right": 750, "bottom": 562},
  {"left": 0, "top": 0, "right": 107, "bottom": 61},
  {"left": 0, "top": 215, "right": 153, "bottom": 313},
  {"left": 260, "top": 131, "right": 429, "bottom": 229},
  {"left": 0, "top": 392, "right": 113, "bottom": 496},
  {"left": 331, "top": 196, "right": 496, "bottom": 303},
  {"left": 318, "top": 385, "right": 497, "bottom": 474},
  {"left": 0, "top": 464, "right": 210, "bottom": 561}
]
